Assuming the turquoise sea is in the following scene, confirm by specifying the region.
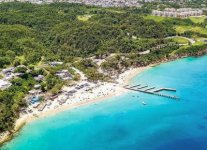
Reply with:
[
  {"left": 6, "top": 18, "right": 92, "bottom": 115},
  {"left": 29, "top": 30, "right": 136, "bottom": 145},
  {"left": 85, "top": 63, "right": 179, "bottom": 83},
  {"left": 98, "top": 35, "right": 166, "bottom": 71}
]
[{"left": 1, "top": 55, "right": 207, "bottom": 150}]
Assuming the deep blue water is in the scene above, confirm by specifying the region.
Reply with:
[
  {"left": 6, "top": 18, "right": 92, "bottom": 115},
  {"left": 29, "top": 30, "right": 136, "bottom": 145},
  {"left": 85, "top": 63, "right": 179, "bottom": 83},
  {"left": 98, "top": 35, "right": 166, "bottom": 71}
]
[{"left": 1, "top": 55, "right": 207, "bottom": 150}]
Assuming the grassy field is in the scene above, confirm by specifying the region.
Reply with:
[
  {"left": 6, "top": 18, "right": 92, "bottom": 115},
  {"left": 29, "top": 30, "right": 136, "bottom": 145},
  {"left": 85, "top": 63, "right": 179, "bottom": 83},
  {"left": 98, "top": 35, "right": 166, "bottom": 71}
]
[
  {"left": 170, "top": 36, "right": 207, "bottom": 55},
  {"left": 196, "top": 37, "right": 207, "bottom": 42},
  {"left": 189, "top": 16, "right": 206, "bottom": 24},
  {"left": 16, "top": 55, "right": 26, "bottom": 64},
  {"left": 145, "top": 15, "right": 206, "bottom": 24},
  {"left": 192, "top": 41, "right": 206, "bottom": 46},
  {"left": 192, "top": 37, "right": 207, "bottom": 46},
  {"left": 144, "top": 15, "right": 166, "bottom": 22},
  {"left": 171, "top": 37, "right": 189, "bottom": 44},
  {"left": 175, "top": 25, "right": 207, "bottom": 35},
  {"left": 77, "top": 15, "right": 93, "bottom": 21}
]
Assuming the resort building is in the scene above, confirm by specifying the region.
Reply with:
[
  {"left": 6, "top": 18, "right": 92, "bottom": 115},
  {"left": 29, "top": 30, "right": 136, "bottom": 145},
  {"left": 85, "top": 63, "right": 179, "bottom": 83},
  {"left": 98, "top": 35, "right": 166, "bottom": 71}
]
[
  {"left": 138, "top": 50, "right": 150, "bottom": 55},
  {"left": 2, "top": 67, "right": 15, "bottom": 75},
  {"left": 50, "top": 95, "right": 58, "bottom": 100},
  {"left": 37, "top": 103, "right": 47, "bottom": 111},
  {"left": 55, "top": 70, "right": 72, "bottom": 80},
  {"left": 152, "top": 8, "right": 203, "bottom": 18},
  {"left": 28, "top": 89, "right": 42, "bottom": 95},
  {"left": 30, "top": 96, "right": 40, "bottom": 104},
  {"left": 49, "top": 61, "right": 63, "bottom": 67},
  {"left": 143, "top": 0, "right": 156, "bottom": 2},
  {"left": 0, "top": 80, "right": 11, "bottom": 90},
  {"left": 0, "top": 0, "right": 141, "bottom": 7},
  {"left": 34, "top": 84, "right": 41, "bottom": 89},
  {"left": 34, "top": 75, "right": 44, "bottom": 81}
]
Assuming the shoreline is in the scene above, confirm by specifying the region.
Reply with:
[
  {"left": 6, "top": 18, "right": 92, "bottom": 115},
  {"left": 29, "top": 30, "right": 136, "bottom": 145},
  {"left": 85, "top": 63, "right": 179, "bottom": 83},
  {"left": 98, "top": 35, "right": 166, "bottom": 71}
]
[
  {"left": 0, "top": 65, "right": 151, "bottom": 146},
  {"left": 1, "top": 52, "right": 207, "bottom": 146}
]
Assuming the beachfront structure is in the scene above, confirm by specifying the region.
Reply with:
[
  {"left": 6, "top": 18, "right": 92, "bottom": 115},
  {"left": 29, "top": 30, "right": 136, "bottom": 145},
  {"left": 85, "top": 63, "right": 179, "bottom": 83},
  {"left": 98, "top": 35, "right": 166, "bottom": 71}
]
[
  {"left": 0, "top": 80, "right": 11, "bottom": 90},
  {"left": 34, "top": 84, "right": 41, "bottom": 89},
  {"left": 152, "top": 8, "right": 203, "bottom": 18},
  {"left": 67, "top": 90, "right": 77, "bottom": 94},
  {"left": 55, "top": 70, "right": 72, "bottom": 80},
  {"left": 1, "top": 67, "right": 18, "bottom": 81},
  {"left": 2, "top": 67, "right": 15, "bottom": 75},
  {"left": 50, "top": 95, "right": 58, "bottom": 100},
  {"left": 30, "top": 96, "right": 40, "bottom": 104},
  {"left": 14, "top": 73, "right": 25, "bottom": 77},
  {"left": 28, "top": 89, "right": 42, "bottom": 95},
  {"left": 75, "top": 83, "right": 89, "bottom": 89},
  {"left": 34, "top": 75, "right": 44, "bottom": 81},
  {"left": 49, "top": 61, "right": 63, "bottom": 67},
  {"left": 37, "top": 103, "right": 47, "bottom": 111},
  {"left": 138, "top": 50, "right": 150, "bottom": 55}
]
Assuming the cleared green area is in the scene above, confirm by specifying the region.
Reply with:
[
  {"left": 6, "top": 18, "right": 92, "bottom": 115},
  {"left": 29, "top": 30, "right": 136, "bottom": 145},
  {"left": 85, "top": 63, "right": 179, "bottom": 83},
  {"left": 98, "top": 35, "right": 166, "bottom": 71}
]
[
  {"left": 77, "top": 15, "right": 93, "bottom": 21},
  {"left": 144, "top": 15, "right": 166, "bottom": 22},
  {"left": 105, "top": 8, "right": 125, "bottom": 13},
  {"left": 171, "top": 37, "right": 189, "bottom": 44},
  {"left": 170, "top": 36, "right": 206, "bottom": 55},
  {"left": 193, "top": 38, "right": 205, "bottom": 45},
  {"left": 192, "top": 40, "right": 206, "bottom": 46},
  {"left": 196, "top": 37, "right": 207, "bottom": 42},
  {"left": 189, "top": 16, "right": 206, "bottom": 24},
  {"left": 15, "top": 55, "right": 26, "bottom": 64},
  {"left": 175, "top": 25, "right": 207, "bottom": 35}
]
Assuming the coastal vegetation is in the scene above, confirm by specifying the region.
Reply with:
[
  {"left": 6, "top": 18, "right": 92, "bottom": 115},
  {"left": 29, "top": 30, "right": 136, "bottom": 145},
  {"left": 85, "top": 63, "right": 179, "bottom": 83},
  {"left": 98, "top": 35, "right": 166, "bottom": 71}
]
[{"left": 0, "top": 2, "right": 206, "bottom": 138}]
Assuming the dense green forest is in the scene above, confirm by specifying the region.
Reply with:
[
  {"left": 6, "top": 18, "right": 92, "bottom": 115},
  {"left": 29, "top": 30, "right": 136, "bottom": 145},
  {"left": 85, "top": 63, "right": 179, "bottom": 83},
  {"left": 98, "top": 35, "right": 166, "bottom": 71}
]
[
  {"left": 0, "top": 2, "right": 206, "bottom": 66},
  {"left": 0, "top": 2, "right": 207, "bottom": 134}
]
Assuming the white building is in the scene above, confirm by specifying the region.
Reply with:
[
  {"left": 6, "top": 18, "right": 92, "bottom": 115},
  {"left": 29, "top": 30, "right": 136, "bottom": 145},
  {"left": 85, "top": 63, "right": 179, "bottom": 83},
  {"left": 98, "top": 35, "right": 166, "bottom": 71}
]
[
  {"left": 55, "top": 70, "right": 73, "bottom": 80},
  {"left": 152, "top": 8, "right": 203, "bottom": 18},
  {"left": 49, "top": 61, "right": 63, "bottom": 67},
  {"left": 0, "top": 80, "right": 11, "bottom": 90}
]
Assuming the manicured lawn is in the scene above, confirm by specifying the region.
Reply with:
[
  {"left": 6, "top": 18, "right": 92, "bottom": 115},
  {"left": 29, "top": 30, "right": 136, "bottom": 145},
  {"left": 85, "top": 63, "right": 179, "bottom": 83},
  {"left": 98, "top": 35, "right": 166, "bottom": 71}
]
[
  {"left": 188, "top": 37, "right": 206, "bottom": 46},
  {"left": 77, "top": 15, "right": 92, "bottom": 21},
  {"left": 192, "top": 41, "right": 206, "bottom": 46},
  {"left": 144, "top": 15, "right": 166, "bottom": 22},
  {"left": 175, "top": 25, "right": 207, "bottom": 35},
  {"left": 144, "top": 15, "right": 206, "bottom": 24},
  {"left": 171, "top": 37, "right": 189, "bottom": 44},
  {"left": 170, "top": 37, "right": 206, "bottom": 55},
  {"left": 189, "top": 16, "right": 206, "bottom": 24}
]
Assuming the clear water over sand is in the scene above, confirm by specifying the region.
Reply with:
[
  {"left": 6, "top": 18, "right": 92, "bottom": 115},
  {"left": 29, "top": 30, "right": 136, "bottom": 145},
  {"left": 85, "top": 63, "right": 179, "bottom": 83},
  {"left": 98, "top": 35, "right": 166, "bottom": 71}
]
[{"left": 2, "top": 55, "right": 207, "bottom": 150}]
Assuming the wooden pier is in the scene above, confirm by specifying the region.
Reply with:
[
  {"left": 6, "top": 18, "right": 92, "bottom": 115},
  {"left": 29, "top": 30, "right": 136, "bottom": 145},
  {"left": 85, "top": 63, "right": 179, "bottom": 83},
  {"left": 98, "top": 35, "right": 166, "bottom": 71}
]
[
  {"left": 144, "top": 87, "right": 156, "bottom": 91},
  {"left": 128, "top": 84, "right": 141, "bottom": 88},
  {"left": 124, "top": 84, "right": 179, "bottom": 100},
  {"left": 153, "top": 88, "right": 176, "bottom": 92},
  {"left": 137, "top": 85, "right": 148, "bottom": 89}
]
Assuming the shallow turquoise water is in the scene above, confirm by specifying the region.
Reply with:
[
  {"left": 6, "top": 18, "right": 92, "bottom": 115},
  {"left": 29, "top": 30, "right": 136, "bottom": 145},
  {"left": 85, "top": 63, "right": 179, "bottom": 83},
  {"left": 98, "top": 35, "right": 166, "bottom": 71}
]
[{"left": 2, "top": 55, "right": 207, "bottom": 150}]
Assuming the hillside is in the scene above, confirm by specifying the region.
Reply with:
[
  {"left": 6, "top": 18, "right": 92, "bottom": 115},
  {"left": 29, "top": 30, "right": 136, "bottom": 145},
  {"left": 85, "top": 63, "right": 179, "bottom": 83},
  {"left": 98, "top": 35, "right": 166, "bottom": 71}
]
[{"left": 0, "top": 2, "right": 207, "bottom": 136}]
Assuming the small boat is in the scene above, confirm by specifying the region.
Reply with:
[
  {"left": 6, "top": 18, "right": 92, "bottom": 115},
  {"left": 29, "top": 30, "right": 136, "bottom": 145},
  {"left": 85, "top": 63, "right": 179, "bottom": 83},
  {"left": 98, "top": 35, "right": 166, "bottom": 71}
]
[{"left": 142, "top": 101, "right": 147, "bottom": 105}]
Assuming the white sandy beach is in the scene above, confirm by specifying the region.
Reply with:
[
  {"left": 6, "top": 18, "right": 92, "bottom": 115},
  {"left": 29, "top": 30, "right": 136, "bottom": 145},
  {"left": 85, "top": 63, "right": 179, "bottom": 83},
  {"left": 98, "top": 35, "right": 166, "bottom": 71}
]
[{"left": 0, "top": 66, "right": 151, "bottom": 144}]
